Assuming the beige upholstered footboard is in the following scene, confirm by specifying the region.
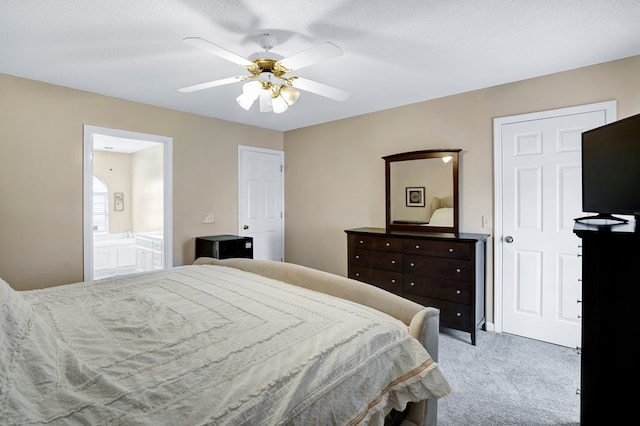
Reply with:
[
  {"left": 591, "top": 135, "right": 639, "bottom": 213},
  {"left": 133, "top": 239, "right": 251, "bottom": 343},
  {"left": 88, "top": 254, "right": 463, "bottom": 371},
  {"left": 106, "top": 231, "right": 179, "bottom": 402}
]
[{"left": 193, "top": 257, "right": 441, "bottom": 426}]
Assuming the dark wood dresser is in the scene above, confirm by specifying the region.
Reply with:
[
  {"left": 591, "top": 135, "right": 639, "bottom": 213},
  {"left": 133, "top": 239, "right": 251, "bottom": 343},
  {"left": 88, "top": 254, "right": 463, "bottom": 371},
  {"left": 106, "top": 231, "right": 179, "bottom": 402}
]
[
  {"left": 345, "top": 227, "right": 488, "bottom": 345},
  {"left": 574, "top": 221, "right": 637, "bottom": 424}
]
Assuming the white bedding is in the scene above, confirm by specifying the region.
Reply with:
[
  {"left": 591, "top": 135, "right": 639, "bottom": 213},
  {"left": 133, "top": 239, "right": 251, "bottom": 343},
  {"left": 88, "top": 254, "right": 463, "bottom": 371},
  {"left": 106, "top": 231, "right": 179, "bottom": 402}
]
[
  {"left": 428, "top": 208, "right": 453, "bottom": 227},
  {"left": 1, "top": 265, "right": 450, "bottom": 425}
]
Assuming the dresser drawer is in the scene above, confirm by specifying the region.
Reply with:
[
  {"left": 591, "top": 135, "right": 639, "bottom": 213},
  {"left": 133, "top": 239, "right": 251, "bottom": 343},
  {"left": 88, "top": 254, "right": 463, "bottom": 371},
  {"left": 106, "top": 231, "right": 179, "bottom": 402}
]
[
  {"left": 403, "top": 238, "right": 471, "bottom": 260},
  {"left": 405, "top": 295, "right": 471, "bottom": 330},
  {"left": 404, "top": 274, "right": 471, "bottom": 304},
  {"left": 350, "top": 248, "right": 403, "bottom": 272},
  {"left": 348, "top": 234, "right": 403, "bottom": 252},
  {"left": 349, "top": 266, "right": 403, "bottom": 295},
  {"left": 404, "top": 254, "right": 471, "bottom": 281}
]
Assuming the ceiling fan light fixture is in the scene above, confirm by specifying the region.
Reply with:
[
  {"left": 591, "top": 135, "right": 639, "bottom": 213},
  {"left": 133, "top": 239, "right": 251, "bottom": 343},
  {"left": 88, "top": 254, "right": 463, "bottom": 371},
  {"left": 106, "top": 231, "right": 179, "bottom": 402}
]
[
  {"left": 236, "top": 93, "right": 255, "bottom": 110},
  {"left": 271, "top": 94, "right": 288, "bottom": 113},
  {"left": 180, "top": 35, "right": 349, "bottom": 114},
  {"left": 243, "top": 80, "right": 262, "bottom": 96},
  {"left": 236, "top": 81, "right": 262, "bottom": 110},
  {"left": 280, "top": 85, "right": 300, "bottom": 106}
]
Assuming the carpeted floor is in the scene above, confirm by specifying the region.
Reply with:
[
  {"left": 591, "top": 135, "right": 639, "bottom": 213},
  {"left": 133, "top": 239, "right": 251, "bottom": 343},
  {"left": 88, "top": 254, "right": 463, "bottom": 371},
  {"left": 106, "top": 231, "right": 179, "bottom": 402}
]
[{"left": 436, "top": 328, "right": 580, "bottom": 426}]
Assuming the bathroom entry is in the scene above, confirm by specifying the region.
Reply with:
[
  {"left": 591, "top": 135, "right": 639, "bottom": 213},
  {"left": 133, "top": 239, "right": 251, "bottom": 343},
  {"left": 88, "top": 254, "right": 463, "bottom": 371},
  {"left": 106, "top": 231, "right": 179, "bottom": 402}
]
[{"left": 83, "top": 125, "right": 173, "bottom": 281}]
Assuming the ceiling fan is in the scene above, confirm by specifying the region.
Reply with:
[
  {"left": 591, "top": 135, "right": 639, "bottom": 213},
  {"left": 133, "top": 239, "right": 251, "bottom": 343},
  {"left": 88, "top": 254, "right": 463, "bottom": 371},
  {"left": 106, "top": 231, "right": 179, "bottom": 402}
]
[{"left": 178, "top": 33, "right": 350, "bottom": 113}]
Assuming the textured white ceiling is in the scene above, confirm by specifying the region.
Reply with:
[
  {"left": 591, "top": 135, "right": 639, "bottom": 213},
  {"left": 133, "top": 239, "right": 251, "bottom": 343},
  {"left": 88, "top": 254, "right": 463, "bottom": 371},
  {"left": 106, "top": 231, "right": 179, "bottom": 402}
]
[{"left": 1, "top": 0, "right": 639, "bottom": 132}]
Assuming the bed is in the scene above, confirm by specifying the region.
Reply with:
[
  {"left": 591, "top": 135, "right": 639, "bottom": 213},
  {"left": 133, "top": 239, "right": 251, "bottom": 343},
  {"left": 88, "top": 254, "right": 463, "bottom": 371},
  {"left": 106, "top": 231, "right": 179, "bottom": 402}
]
[
  {"left": 1, "top": 258, "right": 451, "bottom": 425},
  {"left": 428, "top": 197, "right": 454, "bottom": 227}
]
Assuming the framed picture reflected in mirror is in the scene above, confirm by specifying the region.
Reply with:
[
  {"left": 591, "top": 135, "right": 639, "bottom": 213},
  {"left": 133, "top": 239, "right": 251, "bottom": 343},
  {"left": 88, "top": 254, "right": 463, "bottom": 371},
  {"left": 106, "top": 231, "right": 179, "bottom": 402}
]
[{"left": 406, "top": 187, "right": 425, "bottom": 207}]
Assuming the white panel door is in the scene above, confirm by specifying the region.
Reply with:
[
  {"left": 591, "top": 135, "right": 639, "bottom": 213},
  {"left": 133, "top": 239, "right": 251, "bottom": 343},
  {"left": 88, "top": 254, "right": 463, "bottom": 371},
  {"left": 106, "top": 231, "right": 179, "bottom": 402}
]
[
  {"left": 238, "top": 146, "right": 284, "bottom": 261},
  {"left": 498, "top": 102, "right": 615, "bottom": 347}
]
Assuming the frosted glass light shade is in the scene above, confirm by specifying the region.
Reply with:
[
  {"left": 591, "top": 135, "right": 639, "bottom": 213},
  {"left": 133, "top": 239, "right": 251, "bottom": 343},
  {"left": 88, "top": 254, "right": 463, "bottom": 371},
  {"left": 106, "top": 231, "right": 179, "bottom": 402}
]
[
  {"left": 280, "top": 86, "right": 300, "bottom": 105},
  {"left": 271, "top": 95, "right": 288, "bottom": 113},
  {"left": 236, "top": 93, "right": 256, "bottom": 110},
  {"left": 236, "top": 81, "right": 262, "bottom": 110},
  {"left": 243, "top": 81, "right": 262, "bottom": 96},
  {"left": 235, "top": 81, "right": 298, "bottom": 113}
]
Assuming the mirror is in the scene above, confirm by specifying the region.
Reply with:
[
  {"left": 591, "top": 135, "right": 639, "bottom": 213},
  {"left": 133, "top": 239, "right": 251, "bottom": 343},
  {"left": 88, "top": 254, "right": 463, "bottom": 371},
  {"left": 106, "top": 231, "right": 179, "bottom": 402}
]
[{"left": 384, "top": 149, "right": 461, "bottom": 234}]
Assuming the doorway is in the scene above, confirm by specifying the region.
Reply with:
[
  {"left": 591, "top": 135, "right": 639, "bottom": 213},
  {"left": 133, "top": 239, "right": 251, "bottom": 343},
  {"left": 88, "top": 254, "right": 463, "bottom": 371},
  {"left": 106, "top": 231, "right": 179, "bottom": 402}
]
[
  {"left": 237, "top": 145, "right": 284, "bottom": 261},
  {"left": 493, "top": 100, "right": 616, "bottom": 347},
  {"left": 83, "top": 125, "right": 173, "bottom": 281}
]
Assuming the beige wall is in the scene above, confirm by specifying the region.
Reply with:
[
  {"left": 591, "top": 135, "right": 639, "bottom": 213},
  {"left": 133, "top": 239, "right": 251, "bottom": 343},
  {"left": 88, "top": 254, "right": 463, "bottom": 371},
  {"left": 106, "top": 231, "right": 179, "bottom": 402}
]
[
  {"left": 131, "top": 144, "right": 164, "bottom": 233},
  {"left": 0, "top": 74, "right": 282, "bottom": 290},
  {"left": 283, "top": 55, "right": 640, "bottom": 326},
  {"left": 93, "top": 151, "right": 133, "bottom": 233},
  {"left": 93, "top": 145, "right": 166, "bottom": 234}
]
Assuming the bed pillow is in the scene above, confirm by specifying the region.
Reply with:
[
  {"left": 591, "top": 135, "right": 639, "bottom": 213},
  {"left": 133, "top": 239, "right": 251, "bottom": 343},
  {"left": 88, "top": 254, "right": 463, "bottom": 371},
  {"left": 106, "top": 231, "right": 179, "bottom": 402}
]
[
  {"left": 429, "top": 207, "right": 453, "bottom": 226},
  {"left": 430, "top": 197, "right": 441, "bottom": 213}
]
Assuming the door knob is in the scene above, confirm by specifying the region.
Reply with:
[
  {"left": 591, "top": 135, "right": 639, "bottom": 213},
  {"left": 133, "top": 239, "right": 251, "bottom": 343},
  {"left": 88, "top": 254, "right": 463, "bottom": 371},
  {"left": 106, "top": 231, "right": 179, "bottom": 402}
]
[
  {"left": 243, "top": 225, "right": 249, "bottom": 230},
  {"left": 505, "top": 236, "right": 514, "bottom": 243}
]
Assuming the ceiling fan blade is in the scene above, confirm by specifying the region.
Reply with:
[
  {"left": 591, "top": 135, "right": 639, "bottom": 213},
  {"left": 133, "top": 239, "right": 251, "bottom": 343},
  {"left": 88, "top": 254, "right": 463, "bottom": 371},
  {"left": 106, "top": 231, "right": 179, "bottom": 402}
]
[
  {"left": 278, "top": 41, "right": 343, "bottom": 71},
  {"left": 291, "top": 77, "right": 350, "bottom": 102},
  {"left": 178, "top": 76, "right": 242, "bottom": 93},
  {"left": 183, "top": 37, "right": 254, "bottom": 67}
]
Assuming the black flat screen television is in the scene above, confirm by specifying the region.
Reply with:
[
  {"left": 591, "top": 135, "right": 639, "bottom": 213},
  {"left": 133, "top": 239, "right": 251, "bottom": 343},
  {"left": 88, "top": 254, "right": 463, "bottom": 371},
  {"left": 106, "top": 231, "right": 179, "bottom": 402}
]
[{"left": 576, "top": 112, "right": 640, "bottom": 225}]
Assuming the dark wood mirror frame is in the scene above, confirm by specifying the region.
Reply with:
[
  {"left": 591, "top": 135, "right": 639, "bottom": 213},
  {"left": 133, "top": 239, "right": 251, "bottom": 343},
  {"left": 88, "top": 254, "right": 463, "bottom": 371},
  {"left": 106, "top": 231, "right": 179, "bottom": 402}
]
[{"left": 384, "top": 149, "right": 461, "bottom": 234}]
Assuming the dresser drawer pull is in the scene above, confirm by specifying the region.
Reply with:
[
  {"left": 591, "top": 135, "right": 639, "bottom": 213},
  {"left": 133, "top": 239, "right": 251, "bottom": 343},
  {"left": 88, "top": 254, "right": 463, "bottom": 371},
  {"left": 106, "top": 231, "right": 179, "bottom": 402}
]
[
  {"left": 359, "top": 240, "right": 364, "bottom": 244},
  {"left": 391, "top": 260, "right": 396, "bottom": 264},
  {"left": 449, "top": 248, "right": 454, "bottom": 252},
  {"left": 355, "top": 272, "right": 360, "bottom": 277},
  {"left": 391, "top": 279, "right": 396, "bottom": 284},
  {"left": 456, "top": 268, "right": 461, "bottom": 273},
  {"left": 415, "top": 244, "right": 420, "bottom": 249},
  {"left": 456, "top": 290, "right": 461, "bottom": 294},
  {"left": 410, "top": 282, "right": 415, "bottom": 287},
  {"left": 385, "top": 242, "right": 390, "bottom": 247},
  {"left": 456, "top": 312, "right": 461, "bottom": 317},
  {"left": 410, "top": 262, "right": 415, "bottom": 267},
  {"left": 355, "top": 255, "right": 360, "bottom": 259}
]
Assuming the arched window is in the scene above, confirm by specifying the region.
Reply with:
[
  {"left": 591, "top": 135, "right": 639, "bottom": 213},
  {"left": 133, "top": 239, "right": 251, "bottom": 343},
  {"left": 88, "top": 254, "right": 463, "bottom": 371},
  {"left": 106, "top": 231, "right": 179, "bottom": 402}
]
[{"left": 93, "top": 176, "right": 109, "bottom": 233}]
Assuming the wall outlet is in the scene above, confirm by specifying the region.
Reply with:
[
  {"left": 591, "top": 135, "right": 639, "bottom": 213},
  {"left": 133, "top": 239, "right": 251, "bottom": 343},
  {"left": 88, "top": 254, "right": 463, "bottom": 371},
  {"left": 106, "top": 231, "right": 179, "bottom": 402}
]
[
  {"left": 482, "top": 215, "right": 492, "bottom": 228},
  {"left": 202, "top": 213, "right": 215, "bottom": 223}
]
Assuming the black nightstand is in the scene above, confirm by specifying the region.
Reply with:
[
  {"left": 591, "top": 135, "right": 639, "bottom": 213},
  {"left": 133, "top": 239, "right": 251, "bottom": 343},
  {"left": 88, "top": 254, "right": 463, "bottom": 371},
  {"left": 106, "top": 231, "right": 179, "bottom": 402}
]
[{"left": 195, "top": 235, "right": 253, "bottom": 260}]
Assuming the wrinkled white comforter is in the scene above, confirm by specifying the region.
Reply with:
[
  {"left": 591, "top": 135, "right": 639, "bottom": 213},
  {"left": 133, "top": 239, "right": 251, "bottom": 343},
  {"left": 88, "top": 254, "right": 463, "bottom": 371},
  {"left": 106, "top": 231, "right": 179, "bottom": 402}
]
[{"left": 1, "top": 265, "right": 450, "bottom": 425}]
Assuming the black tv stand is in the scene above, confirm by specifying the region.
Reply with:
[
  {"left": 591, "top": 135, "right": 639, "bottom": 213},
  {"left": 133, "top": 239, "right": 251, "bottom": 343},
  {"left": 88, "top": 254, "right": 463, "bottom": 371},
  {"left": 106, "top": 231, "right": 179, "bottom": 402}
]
[{"left": 574, "top": 213, "right": 629, "bottom": 226}]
